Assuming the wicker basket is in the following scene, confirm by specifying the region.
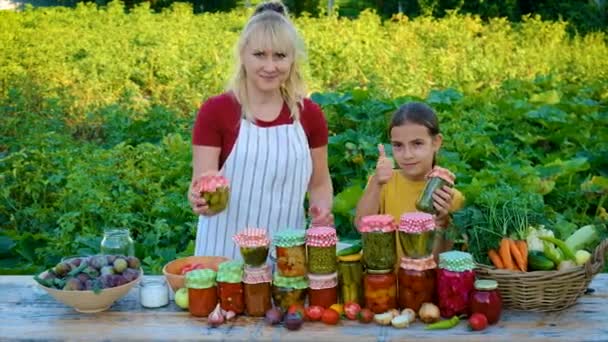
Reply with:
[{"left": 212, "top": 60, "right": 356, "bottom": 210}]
[{"left": 475, "top": 239, "right": 608, "bottom": 312}]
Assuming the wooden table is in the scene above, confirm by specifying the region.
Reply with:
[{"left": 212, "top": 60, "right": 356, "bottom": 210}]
[{"left": 1, "top": 275, "right": 607, "bottom": 341}]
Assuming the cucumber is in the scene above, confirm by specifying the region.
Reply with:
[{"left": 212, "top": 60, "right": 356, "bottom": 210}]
[
  {"left": 528, "top": 251, "right": 556, "bottom": 271},
  {"left": 337, "top": 241, "right": 362, "bottom": 256}
]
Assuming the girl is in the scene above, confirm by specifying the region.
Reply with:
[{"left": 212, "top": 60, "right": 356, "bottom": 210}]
[
  {"left": 355, "top": 102, "right": 464, "bottom": 259},
  {"left": 188, "top": 1, "right": 333, "bottom": 259}
]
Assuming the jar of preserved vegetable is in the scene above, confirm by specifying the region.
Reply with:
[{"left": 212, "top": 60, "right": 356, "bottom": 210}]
[
  {"left": 415, "top": 166, "right": 455, "bottom": 214},
  {"left": 364, "top": 269, "right": 397, "bottom": 314},
  {"left": 100, "top": 228, "right": 135, "bottom": 256},
  {"left": 233, "top": 228, "right": 270, "bottom": 267},
  {"left": 338, "top": 253, "right": 364, "bottom": 305},
  {"left": 242, "top": 264, "right": 272, "bottom": 317},
  {"left": 398, "top": 256, "right": 436, "bottom": 312},
  {"left": 272, "top": 274, "right": 308, "bottom": 311},
  {"left": 308, "top": 272, "right": 338, "bottom": 309},
  {"left": 273, "top": 229, "right": 307, "bottom": 277},
  {"left": 306, "top": 227, "right": 338, "bottom": 274},
  {"left": 437, "top": 251, "right": 475, "bottom": 318},
  {"left": 217, "top": 260, "right": 245, "bottom": 314},
  {"left": 358, "top": 215, "right": 397, "bottom": 270},
  {"left": 398, "top": 212, "right": 437, "bottom": 259},
  {"left": 185, "top": 269, "right": 217, "bottom": 317},
  {"left": 470, "top": 279, "right": 503, "bottom": 325}
]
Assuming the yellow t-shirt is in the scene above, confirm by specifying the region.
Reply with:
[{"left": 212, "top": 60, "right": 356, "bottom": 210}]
[{"left": 371, "top": 170, "right": 465, "bottom": 263}]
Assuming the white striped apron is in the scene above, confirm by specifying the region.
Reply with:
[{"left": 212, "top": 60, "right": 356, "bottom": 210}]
[{"left": 195, "top": 118, "right": 313, "bottom": 260}]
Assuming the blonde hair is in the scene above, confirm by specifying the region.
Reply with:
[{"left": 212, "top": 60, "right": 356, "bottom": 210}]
[{"left": 228, "top": 4, "right": 307, "bottom": 121}]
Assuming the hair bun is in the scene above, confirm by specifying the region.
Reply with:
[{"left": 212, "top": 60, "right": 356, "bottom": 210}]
[{"left": 254, "top": 1, "right": 287, "bottom": 16}]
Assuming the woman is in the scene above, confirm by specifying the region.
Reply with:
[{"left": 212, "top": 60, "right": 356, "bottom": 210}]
[{"left": 188, "top": 1, "right": 333, "bottom": 259}]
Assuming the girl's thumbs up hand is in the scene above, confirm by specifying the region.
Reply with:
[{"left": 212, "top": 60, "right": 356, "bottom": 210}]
[{"left": 374, "top": 144, "right": 393, "bottom": 185}]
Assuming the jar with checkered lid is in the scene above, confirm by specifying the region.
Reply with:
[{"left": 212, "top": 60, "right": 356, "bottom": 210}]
[
  {"left": 306, "top": 227, "right": 338, "bottom": 274},
  {"left": 358, "top": 215, "right": 397, "bottom": 270},
  {"left": 398, "top": 212, "right": 437, "bottom": 259},
  {"left": 415, "top": 166, "right": 455, "bottom": 214},
  {"left": 437, "top": 251, "right": 476, "bottom": 317},
  {"left": 274, "top": 229, "right": 307, "bottom": 277}
]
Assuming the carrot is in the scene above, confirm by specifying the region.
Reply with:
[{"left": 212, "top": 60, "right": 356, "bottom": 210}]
[
  {"left": 516, "top": 240, "right": 528, "bottom": 272},
  {"left": 488, "top": 249, "right": 504, "bottom": 269},
  {"left": 499, "top": 238, "right": 516, "bottom": 271},
  {"left": 508, "top": 238, "right": 526, "bottom": 272}
]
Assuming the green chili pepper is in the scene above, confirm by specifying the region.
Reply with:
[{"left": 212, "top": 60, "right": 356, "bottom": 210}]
[
  {"left": 539, "top": 236, "right": 576, "bottom": 261},
  {"left": 424, "top": 316, "right": 460, "bottom": 330}
]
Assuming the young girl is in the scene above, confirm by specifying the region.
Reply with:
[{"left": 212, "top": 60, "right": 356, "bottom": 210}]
[
  {"left": 188, "top": 1, "right": 333, "bottom": 259},
  {"left": 355, "top": 102, "right": 464, "bottom": 260}
]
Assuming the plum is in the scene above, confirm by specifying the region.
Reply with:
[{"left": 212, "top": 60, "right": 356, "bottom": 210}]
[
  {"left": 53, "top": 262, "right": 71, "bottom": 277},
  {"left": 126, "top": 256, "right": 141, "bottom": 269},
  {"left": 100, "top": 265, "right": 115, "bottom": 276},
  {"left": 106, "top": 255, "right": 117, "bottom": 264},
  {"left": 112, "top": 275, "right": 128, "bottom": 287},
  {"left": 63, "top": 278, "right": 84, "bottom": 291},
  {"left": 68, "top": 258, "right": 82, "bottom": 268},
  {"left": 113, "top": 258, "right": 128, "bottom": 273},
  {"left": 76, "top": 273, "right": 91, "bottom": 283},
  {"left": 122, "top": 268, "right": 140, "bottom": 282},
  {"left": 88, "top": 255, "right": 108, "bottom": 269}
]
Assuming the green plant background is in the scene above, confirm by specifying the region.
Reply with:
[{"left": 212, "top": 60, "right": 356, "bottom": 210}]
[{"left": 1, "top": 2, "right": 607, "bottom": 274}]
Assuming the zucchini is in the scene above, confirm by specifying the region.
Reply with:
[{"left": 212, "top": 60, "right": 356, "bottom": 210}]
[{"left": 528, "top": 251, "right": 555, "bottom": 271}]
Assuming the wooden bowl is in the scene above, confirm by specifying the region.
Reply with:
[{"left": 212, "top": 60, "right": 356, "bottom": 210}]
[
  {"left": 162, "top": 256, "right": 229, "bottom": 292},
  {"left": 36, "top": 270, "right": 142, "bottom": 313}
]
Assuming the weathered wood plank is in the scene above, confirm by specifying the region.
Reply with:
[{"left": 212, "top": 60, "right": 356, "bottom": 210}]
[{"left": 0, "top": 275, "right": 607, "bottom": 341}]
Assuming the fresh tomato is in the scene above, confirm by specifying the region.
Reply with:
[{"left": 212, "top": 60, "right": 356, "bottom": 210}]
[
  {"left": 469, "top": 313, "right": 488, "bottom": 331},
  {"left": 357, "top": 308, "right": 374, "bottom": 324},
  {"left": 287, "top": 304, "right": 305, "bottom": 318},
  {"left": 304, "top": 305, "right": 324, "bottom": 321},
  {"left": 344, "top": 302, "right": 361, "bottom": 320},
  {"left": 321, "top": 308, "right": 340, "bottom": 325}
]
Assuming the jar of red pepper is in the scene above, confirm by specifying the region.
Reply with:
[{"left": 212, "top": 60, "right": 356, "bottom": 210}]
[
  {"left": 216, "top": 260, "right": 244, "bottom": 314},
  {"left": 437, "top": 251, "right": 475, "bottom": 318},
  {"left": 470, "top": 279, "right": 503, "bottom": 324},
  {"left": 308, "top": 272, "right": 338, "bottom": 309},
  {"left": 398, "top": 256, "right": 436, "bottom": 312},
  {"left": 185, "top": 269, "right": 217, "bottom": 317}
]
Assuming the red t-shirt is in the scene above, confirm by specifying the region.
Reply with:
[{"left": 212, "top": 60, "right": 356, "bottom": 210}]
[{"left": 192, "top": 92, "right": 328, "bottom": 168}]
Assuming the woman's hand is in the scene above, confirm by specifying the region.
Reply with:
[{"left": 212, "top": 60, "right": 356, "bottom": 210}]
[
  {"left": 188, "top": 171, "right": 219, "bottom": 216},
  {"left": 309, "top": 205, "right": 334, "bottom": 227},
  {"left": 432, "top": 185, "right": 454, "bottom": 228}
]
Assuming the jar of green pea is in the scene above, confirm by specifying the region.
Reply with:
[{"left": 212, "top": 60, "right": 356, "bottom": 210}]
[{"left": 306, "top": 227, "right": 338, "bottom": 274}]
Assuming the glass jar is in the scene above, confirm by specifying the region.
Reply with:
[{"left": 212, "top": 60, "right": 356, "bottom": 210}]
[
  {"left": 272, "top": 274, "right": 308, "bottom": 311},
  {"left": 185, "top": 269, "right": 217, "bottom": 317},
  {"left": 358, "top": 215, "right": 397, "bottom": 270},
  {"left": 470, "top": 280, "right": 503, "bottom": 325},
  {"left": 398, "top": 212, "right": 437, "bottom": 259},
  {"left": 216, "top": 260, "right": 244, "bottom": 314},
  {"left": 242, "top": 265, "right": 272, "bottom": 317},
  {"left": 233, "top": 228, "right": 270, "bottom": 267},
  {"left": 274, "top": 230, "right": 307, "bottom": 277},
  {"left": 308, "top": 273, "right": 338, "bottom": 309},
  {"left": 100, "top": 228, "right": 135, "bottom": 256},
  {"left": 437, "top": 251, "right": 476, "bottom": 318},
  {"left": 397, "top": 257, "right": 436, "bottom": 312},
  {"left": 415, "top": 166, "right": 455, "bottom": 214},
  {"left": 306, "top": 227, "right": 338, "bottom": 274},
  {"left": 139, "top": 278, "right": 169, "bottom": 308},
  {"left": 337, "top": 254, "right": 364, "bottom": 305},
  {"left": 196, "top": 174, "right": 230, "bottom": 215},
  {"left": 364, "top": 269, "right": 397, "bottom": 314}
]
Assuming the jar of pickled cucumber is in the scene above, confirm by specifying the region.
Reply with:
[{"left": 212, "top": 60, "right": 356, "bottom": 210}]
[
  {"left": 338, "top": 253, "right": 364, "bottom": 305},
  {"left": 398, "top": 212, "right": 437, "bottom": 259},
  {"left": 308, "top": 272, "right": 338, "bottom": 309},
  {"left": 358, "top": 215, "right": 397, "bottom": 270},
  {"left": 273, "top": 229, "right": 307, "bottom": 277},
  {"left": 242, "top": 264, "right": 272, "bottom": 317},
  {"left": 415, "top": 166, "right": 455, "bottom": 214},
  {"left": 232, "top": 228, "right": 270, "bottom": 267},
  {"left": 398, "top": 256, "right": 436, "bottom": 312},
  {"left": 306, "top": 227, "right": 338, "bottom": 274},
  {"left": 271, "top": 274, "right": 308, "bottom": 311}
]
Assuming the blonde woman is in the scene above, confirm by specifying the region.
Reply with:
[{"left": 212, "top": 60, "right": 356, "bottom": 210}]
[{"left": 188, "top": 1, "right": 333, "bottom": 259}]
